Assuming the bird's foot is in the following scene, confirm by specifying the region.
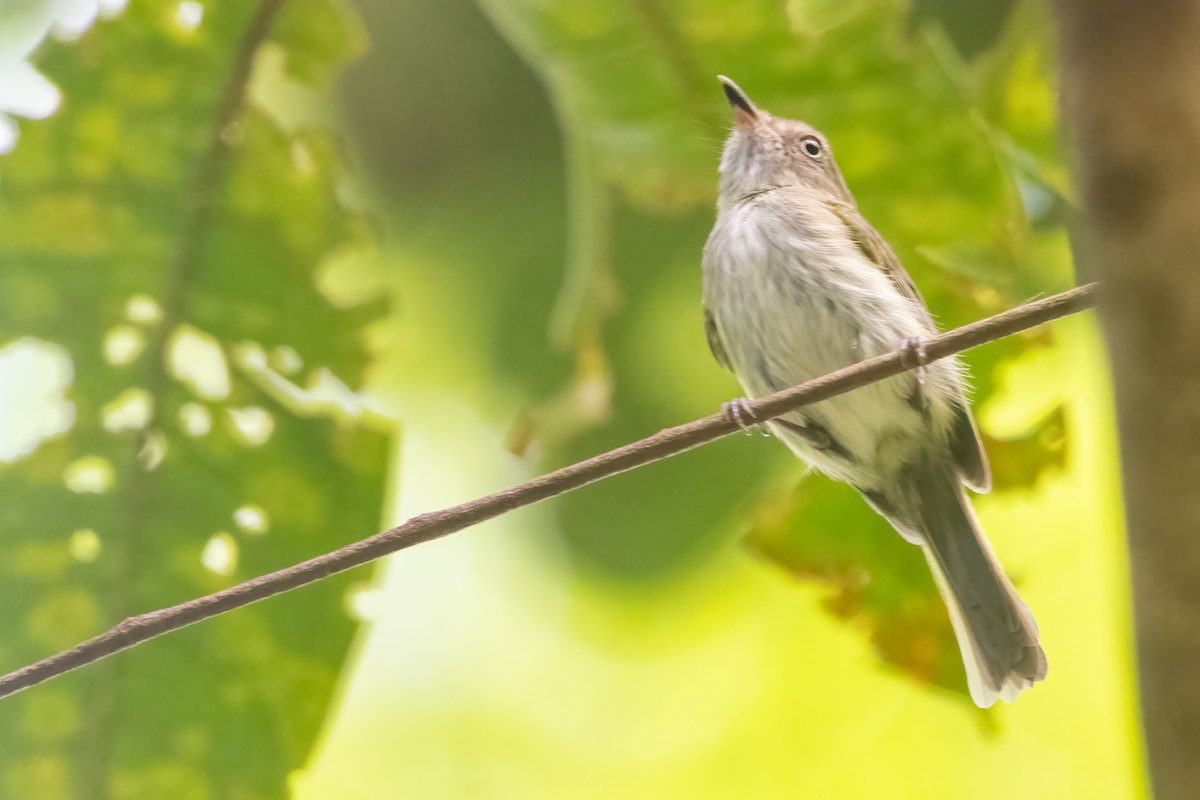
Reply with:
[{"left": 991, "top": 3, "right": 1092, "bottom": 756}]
[{"left": 722, "top": 397, "right": 771, "bottom": 437}]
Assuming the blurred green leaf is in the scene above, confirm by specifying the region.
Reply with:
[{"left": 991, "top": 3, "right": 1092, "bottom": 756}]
[
  {"left": 0, "top": 1, "right": 387, "bottom": 797},
  {"left": 743, "top": 474, "right": 969, "bottom": 697},
  {"left": 908, "top": 0, "right": 1016, "bottom": 61},
  {"left": 982, "top": 403, "right": 1068, "bottom": 490}
]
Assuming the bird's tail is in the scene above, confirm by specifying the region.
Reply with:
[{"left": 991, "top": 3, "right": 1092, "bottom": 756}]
[{"left": 905, "top": 460, "right": 1047, "bottom": 707}]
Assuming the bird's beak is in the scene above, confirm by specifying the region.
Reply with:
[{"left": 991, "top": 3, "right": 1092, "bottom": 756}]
[{"left": 718, "top": 75, "right": 759, "bottom": 128}]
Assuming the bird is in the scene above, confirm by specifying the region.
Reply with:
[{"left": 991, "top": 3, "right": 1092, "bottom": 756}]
[{"left": 701, "top": 75, "right": 1046, "bottom": 707}]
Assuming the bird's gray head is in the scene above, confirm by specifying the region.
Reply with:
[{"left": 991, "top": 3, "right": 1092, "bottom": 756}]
[{"left": 716, "top": 76, "right": 853, "bottom": 206}]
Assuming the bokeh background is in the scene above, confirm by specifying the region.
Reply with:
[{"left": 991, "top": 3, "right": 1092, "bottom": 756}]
[{"left": 0, "top": 0, "right": 1144, "bottom": 797}]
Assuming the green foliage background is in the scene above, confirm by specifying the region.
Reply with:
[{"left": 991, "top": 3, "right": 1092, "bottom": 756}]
[
  {"left": 1, "top": 1, "right": 386, "bottom": 797},
  {"left": 1, "top": 0, "right": 1142, "bottom": 797}
]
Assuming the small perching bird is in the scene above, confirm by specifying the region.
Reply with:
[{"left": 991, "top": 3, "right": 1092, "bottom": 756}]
[{"left": 702, "top": 76, "right": 1046, "bottom": 707}]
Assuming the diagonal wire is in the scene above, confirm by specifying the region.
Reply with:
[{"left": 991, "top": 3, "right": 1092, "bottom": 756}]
[{"left": 0, "top": 282, "right": 1100, "bottom": 700}]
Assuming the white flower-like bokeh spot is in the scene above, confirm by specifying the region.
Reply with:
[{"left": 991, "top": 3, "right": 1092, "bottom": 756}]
[
  {"left": 0, "top": 337, "right": 75, "bottom": 462},
  {"left": 0, "top": 0, "right": 127, "bottom": 154}
]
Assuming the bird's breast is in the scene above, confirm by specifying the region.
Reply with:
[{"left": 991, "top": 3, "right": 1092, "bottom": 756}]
[{"left": 702, "top": 199, "right": 957, "bottom": 483}]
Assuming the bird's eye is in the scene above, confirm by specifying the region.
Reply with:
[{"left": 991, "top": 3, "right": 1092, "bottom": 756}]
[{"left": 802, "top": 137, "right": 822, "bottom": 158}]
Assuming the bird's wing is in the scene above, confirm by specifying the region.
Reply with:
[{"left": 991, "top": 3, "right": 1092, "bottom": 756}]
[
  {"left": 824, "top": 197, "right": 991, "bottom": 492},
  {"left": 823, "top": 197, "right": 928, "bottom": 313},
  {"left": 703, "top": 307, "right": 732, "bottom": 371}
]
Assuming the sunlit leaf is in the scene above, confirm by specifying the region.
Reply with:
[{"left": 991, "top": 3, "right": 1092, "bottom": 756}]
[
  {"left": 743, "top": 474, "right": 970, "bottom": 697},
  {"left": 0, "top": 1, "right": 387, "bottom": 797}
]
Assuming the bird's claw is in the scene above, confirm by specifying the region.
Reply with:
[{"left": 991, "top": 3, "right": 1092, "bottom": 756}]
[{"left": 722, "top": 397, "right": 771, "bottom": 437}]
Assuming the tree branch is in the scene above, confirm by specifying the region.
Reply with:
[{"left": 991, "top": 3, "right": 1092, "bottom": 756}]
[
  {"left": 1052, "top": 2, "right": 1200, "bottom": 796},
  {"left": 0, "top": 283, "right": 1099, "bottom": 700}
]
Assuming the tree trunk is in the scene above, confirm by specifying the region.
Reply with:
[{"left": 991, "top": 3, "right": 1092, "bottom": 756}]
[{"left": 1051, "top": 2, "right": 1200, "bottom": 797}]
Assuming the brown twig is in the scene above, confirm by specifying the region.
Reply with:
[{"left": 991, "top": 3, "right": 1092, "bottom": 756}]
[{"left": 0, "top": 282, "right": 1100, "bottom": 700}]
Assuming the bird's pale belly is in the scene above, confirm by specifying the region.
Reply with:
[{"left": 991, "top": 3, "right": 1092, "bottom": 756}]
[{"left": 710, "top": 253, "right": 954, "bottom": 489}]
